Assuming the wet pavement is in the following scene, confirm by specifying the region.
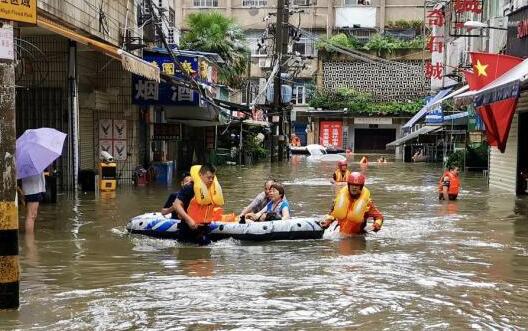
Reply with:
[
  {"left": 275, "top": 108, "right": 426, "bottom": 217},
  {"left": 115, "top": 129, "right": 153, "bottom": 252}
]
[{"left": 2, "top": 155, "right": 528, "bottom": 330}]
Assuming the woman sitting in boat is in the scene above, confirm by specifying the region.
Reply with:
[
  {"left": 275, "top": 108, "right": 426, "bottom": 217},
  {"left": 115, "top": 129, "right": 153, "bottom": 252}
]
[{"left": 245, "top": 183, "right": 290, "bottom": 222}]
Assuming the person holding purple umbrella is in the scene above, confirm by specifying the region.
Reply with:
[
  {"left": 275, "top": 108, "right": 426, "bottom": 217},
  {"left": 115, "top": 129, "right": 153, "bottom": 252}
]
[
  {"left": 16, "top": 127, "right": 67, "bottom": 232},
  {"left": 20, "top": 172, "right": 46, "bottom": 233}
]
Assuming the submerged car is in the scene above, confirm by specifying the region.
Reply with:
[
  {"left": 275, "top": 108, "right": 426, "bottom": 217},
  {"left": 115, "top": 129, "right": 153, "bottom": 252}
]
[{"left": 306, "top": 144, "right": 346, "bottom": 162}]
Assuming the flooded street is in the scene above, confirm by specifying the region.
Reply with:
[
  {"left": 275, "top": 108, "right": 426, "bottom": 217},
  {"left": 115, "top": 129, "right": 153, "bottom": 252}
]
[{"left": 2, "top": 156, "right": 528, "bottom": 330}]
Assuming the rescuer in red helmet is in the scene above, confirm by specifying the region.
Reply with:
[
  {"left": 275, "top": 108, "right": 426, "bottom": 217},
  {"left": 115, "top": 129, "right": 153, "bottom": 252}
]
[
  {"left": 330, "top": 160, "right": 351, "bottom": 184},
  {"left": 321, "top": 172, "right": 384, "bottom": 235}
]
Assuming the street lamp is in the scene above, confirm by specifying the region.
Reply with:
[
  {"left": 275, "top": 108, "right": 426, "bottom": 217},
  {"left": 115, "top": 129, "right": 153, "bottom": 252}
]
[{"left": 464, "top": 21, "right": 508, "bottom": 31}]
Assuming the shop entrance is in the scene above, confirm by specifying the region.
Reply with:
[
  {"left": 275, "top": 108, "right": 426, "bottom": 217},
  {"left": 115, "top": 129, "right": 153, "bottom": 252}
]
[{"left": 355, "top": 129, "right": 396, "bottom": 153}]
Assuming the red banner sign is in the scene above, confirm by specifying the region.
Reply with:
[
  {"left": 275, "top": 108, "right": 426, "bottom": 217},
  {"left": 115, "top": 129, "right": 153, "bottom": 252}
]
[{"left": 319, "top": 121, "right": 343, "bottom": 148}]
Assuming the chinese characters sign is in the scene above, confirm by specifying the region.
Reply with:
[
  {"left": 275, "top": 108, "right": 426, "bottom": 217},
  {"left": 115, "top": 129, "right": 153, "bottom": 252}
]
[
  {"left": 0, "top": 0, "right": 36, "bottom": 24},
  {"left": 319, "top": 121, "right": 343, "bottom": 148},
  {"left": 0, "top": 23, "right": 13, "bottom": 60},
  {"left": 132, "top": 52, "right": 202, "bottom": 106},
  {"left": 425, "top": 7, "right": 445, "bottom": 83},
  {"left": 449, "top": 0, "right": 483, "bottom": 37}
]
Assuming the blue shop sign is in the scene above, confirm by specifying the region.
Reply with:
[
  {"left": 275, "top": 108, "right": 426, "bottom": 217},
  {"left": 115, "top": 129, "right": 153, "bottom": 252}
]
[
  {"left": 132, "top": 53, "right": 201, "bottom": 106},
  {"left": 425, "top": 103, "right": 443, "bottom": 124}
]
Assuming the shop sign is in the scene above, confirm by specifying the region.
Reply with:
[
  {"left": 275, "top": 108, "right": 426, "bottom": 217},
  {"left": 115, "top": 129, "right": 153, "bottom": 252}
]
[
  {"left": 319, "top": 121, "right": 343, "bottom": 148},
  {"left": 132, "top": 52, "right": 214, "bottom": 106},
  {"left": 448, "top": 0, "right": 484, "bottom": 37},
  {"left": 354, "top": 117, "right": 392, "bottom": 125},
  {"left": 0, "top": 0, "right": 36, "bottom": 24},
  {"left": 0, "top": 23, "right": 13, "bottom": 60},
  {"left": 507, "top": 6, "right": 528, "bottom": 58},
  {"left": 425, "top": 7, "right": 446, "bottom": 82}
]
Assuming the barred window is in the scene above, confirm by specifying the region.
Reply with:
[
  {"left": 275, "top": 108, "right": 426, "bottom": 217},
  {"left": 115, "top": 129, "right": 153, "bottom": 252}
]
[
  {"left": 193, "top": 0, "right": 218, "bottom": 7},
  {"left": 242, "top": 0, "right": 267, "bottom": 7}
]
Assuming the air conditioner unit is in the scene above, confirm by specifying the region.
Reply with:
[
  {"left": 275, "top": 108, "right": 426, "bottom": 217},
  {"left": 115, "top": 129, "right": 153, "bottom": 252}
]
[{"left": 259, "top": 58, "right": 272, "bottom": 68}]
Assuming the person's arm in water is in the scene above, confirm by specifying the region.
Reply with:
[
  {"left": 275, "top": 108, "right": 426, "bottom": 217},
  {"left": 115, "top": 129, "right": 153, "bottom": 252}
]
[
  {"left": 442, "top": 175, "right": 450, "bottom": 200},
  {"left": 366, "top": 200, "right": 384, "bottom": 232}
]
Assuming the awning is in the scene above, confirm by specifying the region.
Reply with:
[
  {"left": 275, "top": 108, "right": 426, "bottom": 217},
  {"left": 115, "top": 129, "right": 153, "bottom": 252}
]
[
  {"left": 425, "top": 85, "right": 469, "bottom": 112},
  {"left": 455, "top": 57, "right": 528, "bottom": 107},
  {"left": 386, "top": 126, "right": 442, "bottom": 148},
  {"left": 443, "top": 111, "right": 468, "bottom": 121},
  {"left": 37, "top": 16, "right": 160, "bottom": 82},
  {"left": 402, "top": 88, "right": 453, "bottom": 130},
  {"left": 243, "top": 119, "right": 270, "bottom": 127}
]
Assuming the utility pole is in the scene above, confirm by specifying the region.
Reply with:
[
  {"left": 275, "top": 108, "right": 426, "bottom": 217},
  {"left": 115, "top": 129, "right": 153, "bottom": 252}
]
[
  {"left": 0, "top": 20, "right": 19, "bottom": 310},
  {"left": 274, "top": 0, "right": 289, "bottom": 162}
]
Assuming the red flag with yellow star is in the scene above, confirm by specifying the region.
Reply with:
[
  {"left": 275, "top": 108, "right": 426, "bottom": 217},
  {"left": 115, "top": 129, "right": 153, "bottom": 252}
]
[
  {"left": 467, "top": 53, "right": 523, "bottom": 152},
  {"left": 469, "top": 52, "right": 523, "bottom": 88}
]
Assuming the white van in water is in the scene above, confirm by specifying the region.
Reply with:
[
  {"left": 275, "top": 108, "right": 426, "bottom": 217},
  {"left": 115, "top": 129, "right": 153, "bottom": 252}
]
[{"left": 306, "top": 144, "right": 346, "bottom": 162}]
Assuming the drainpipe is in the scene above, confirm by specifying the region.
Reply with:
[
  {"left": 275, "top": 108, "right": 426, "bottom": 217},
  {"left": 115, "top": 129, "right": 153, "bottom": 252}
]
[{"left": 68, "top": 40, "right": 79, "bottom": 191}]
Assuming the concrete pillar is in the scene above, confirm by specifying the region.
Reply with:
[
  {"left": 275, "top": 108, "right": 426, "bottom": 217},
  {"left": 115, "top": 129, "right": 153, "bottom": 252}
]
[
  {"left": 226, "top": 0, "right": 232, "bottom": 16},
  {"left": 379, "top": 0, "right": 386, "bottom": 32},
  {"left": 327, "top": 0, "right": 334, "bottom": 35}
]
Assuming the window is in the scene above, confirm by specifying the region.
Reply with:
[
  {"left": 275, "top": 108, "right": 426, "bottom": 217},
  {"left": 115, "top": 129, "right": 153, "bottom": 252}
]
[
  {"left": 242, "top": 0, "right": 267, "bottom": 7},
  {"left": 292, "top": 38, "right": 315, "bottom": 56},
  {"left": 247, "top": 38, "right": 268, "bottom": 55},
  {"left": 293, "top": 0, "right": 317, "bottom": 6},
  {"left": 292, "top": 81, "right": 313, "bottom": 105},
  {"left": 344, "top": 0, "right": 371, "bottom": 5},
  {"left": 167, "top": 8, "right": 176, "bottom": 44},
  {"left": 193, "top": 0, "right": 218, "bottom": 7}
]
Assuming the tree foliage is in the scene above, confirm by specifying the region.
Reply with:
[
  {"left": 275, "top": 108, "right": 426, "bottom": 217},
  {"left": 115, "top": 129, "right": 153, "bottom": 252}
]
[
  {"left": 180, "top": 12, "right": 248, "bottom": 88},
  {"left": 309, "top": 87, "right": 424, "bottom": 116}
]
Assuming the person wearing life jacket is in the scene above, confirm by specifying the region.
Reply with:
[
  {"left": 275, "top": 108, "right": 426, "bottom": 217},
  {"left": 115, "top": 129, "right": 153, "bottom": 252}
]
[
  {"left": 174, "top": 164, "right": 224, "bottom": 234},
  {"left": 438, "top": 166, "right": 460, "bottom": 201},
  {"left": 331, "top": 160, "right": 351, "bottom": 184},
  {"left": 291, "top": 133, "right": 301, "bottom": 147},
  {"left": 320, "top": 172, "right": 384, "bottom": 235}
]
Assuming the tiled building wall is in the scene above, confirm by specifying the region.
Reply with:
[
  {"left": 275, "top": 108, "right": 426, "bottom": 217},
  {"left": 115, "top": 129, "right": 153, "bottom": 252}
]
[{"left": 322, "top": 60, "right": 428, "bottom": 102}]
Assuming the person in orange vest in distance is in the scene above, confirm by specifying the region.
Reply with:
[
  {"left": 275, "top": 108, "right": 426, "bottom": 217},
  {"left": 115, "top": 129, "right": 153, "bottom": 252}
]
[
  {"left": 291, "top": 133, "right": 301, "bottom": 147},
  {"left": 321, "top": 172, "right": 384, "bottom": 235},
  {"left": 174, "top": 164, "right": 222, "bottom": 234},
  {"left": 438, "top": 166, "right": 460, "bottom": 201},
  {"left": 331, "top": 160, "right": 351, "bottom": 184}
]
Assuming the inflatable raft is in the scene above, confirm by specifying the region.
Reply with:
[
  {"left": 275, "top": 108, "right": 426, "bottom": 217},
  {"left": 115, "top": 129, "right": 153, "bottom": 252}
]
[{"left": 126, "top": 213, "right": 324, "bottom": 242}]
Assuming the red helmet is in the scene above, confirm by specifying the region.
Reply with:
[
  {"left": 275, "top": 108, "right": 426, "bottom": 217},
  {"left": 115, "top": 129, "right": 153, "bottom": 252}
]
[
  {"left": 347, "top": 172, "right": 365, "bottom": 185},
  {"left": 337, "top": 160, "right": 347, "bottom": 167}
]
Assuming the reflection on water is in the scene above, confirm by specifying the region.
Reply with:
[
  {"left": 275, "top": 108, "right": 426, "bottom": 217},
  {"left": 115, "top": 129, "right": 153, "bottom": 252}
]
[{"left": 1, "top": 158, "right": 528, "bottom": 329}]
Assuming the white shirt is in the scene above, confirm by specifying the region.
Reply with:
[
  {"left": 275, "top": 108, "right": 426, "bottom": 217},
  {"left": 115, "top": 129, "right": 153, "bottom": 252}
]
[{"left": 21, "top": 173, "right": 46, "bottom": 195}]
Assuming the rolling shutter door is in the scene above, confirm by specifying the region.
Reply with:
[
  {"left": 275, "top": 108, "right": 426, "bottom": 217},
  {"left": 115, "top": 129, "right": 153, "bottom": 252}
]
[{"left": 79, "top": 107, "right": 95, "bottom": 170}]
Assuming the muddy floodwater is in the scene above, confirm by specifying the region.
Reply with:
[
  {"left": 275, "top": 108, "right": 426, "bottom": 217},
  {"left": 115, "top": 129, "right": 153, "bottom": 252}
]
[{"left": 2, "top": 156, "right": 528, "bottom": 330}]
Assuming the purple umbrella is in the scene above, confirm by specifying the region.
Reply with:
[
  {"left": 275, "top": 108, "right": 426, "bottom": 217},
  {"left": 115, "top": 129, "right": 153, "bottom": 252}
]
[{"left": 16, "top": 128, "right": 67, "bottom": 179}]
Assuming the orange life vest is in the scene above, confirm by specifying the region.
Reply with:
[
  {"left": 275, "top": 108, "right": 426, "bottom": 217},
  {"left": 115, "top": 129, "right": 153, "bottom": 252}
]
[
  {"left": 187, "top": 197, "right": 224, "bottom": 223},
  {"left": 438, "top": 171, "right": 460, "bottom": 196},
  {"left": 332, "top": 187, "right": 370, "bottom": 235},
  {"left": 334, "top": 169, "right": 351, "bottom": 182}
]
